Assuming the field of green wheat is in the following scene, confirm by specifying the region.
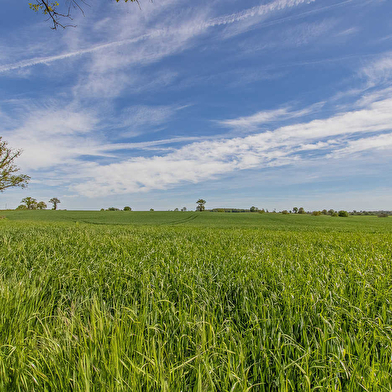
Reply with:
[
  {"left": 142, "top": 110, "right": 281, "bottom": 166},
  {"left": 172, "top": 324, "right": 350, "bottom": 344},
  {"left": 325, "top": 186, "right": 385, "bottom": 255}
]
[{"left": 0, "top": 212, "right": 391, "bottom": 391}]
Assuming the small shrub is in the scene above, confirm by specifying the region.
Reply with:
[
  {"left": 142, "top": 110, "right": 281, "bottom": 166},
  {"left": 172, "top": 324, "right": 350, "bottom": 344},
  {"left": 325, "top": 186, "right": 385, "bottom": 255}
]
[
  {"left": 338, "top": 210, "right": 349, "bottom": 217},
  {"left": 282, "top": 210, "right": 289, "bottom": 214},
  {"left": 332, "top": 212, "right": 339, "bottom": 217},
  {"left": 16, "top": 205, "right": 27, "bottom": 210},
  {"left": 312, "top": 211, "right": 322, "bottom": 216},
  {"left": 123, "top": 206, "right": 132, "bottom": 211}
]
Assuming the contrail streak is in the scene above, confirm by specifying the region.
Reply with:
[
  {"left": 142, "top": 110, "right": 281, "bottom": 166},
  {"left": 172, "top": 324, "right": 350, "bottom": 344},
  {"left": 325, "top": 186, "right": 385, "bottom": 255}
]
[{"left": 0, "top": 0, "right": 353, "bottom": 74}]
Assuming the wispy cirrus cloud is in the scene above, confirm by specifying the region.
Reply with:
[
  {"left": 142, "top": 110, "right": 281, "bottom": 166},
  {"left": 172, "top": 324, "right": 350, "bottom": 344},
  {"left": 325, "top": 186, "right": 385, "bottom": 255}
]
[
  {"left": 2, "top": 106, "right": 100, "bottom": 170},
  {"left": 0, "top": 100, "right": 194, "bottom": 172},
  {"left": 106, "top": 104, "right": 190, "bottom": 137},
  {"left": 0, "top": 0, "right": 319, "bottom": 75},
  {"left": 6, "top": 49, "right": 392, "bottom": 198},
  {"left": 218, "top": 103, "right": 324, "bottom": 131},
  {"left": 70, "top": 95, "right": 392, "bottom": 197},
  {"left": 361, "top": 52, "right": 392, "bottom": 86},
  {"left": 329, "top": 133, "right": 392, "bottom": 158}
]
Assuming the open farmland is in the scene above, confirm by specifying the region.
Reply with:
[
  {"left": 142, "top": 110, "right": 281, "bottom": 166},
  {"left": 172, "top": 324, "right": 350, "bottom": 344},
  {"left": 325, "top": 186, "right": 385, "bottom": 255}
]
[
  {"left": 1, "top": 210, "right": 391, "bottom": 232},
  {"left": 0, "top": 213, "right": 391, "bottom": 391}
]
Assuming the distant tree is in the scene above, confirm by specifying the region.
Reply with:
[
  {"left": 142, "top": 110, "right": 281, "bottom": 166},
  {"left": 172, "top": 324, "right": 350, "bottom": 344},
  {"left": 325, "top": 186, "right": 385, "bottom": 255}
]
[
  {"left": 212, "top": 208, "right": 225, "bottom": 212},
  {"left": 250, "top": 206, "right": 259, "bottom": 212},
  {"left": 16, "top": 204, "right": 27, "bottom": 210},
  {"left": 338, "top": 210, "right": 349, "bottom": 217},
  {"left": 49, "top": 197, "right": 60, "bottom": 210},
  {"left": 174, "top": 208, "right": 179, "bottom": 211},
  {"left": 298, "top": 207, "right": 306, "bottom": 214},
  {"left": 1, "top": 138, "right": 30, "bottom": 193},
  {"left": 378, "top": 213, "right": 389, "bottom": 218},
  {"left": 181, "top": 207, "right": 187, "bottom": 212},
  {"left": 312, "top": 211, "right": 322, "bottom": 216},
  {"left": 150, "top": 208, "right": 154, "bottom": 212},
  {"left": 21, "top": 197, "right": 37, "bottom": 210},
  {"left": 332, "top": 212, "right": 339, "bottom": 217},
  {"left": 258, "top": 208, "right": 266, "bottom": 214},
  {"left": 107, "top": 207, "right": 119, "bottom": 211},
  {"left": 123, "top": 206, "right": 132, "bottom": 211},
  {"left": 321, "top": 209, "right": 328, "bottom": 215},
  {"left": 293, "top": 207, "right": 298, "bottom": 214},
  {"left": 196, "top": 199, "right": 206, "bottom": 212},
  {"left": 328, "top": 209, "right": 335, "bottom": 216},
  {"left": 100, "top": 208, "right": 105, "bottom": 211},
  {"left": 37, "top": 201, "right": 47, "bottom": 210},
  {"left": 282, "top": 210, "right": 289, "bottom": 214}
]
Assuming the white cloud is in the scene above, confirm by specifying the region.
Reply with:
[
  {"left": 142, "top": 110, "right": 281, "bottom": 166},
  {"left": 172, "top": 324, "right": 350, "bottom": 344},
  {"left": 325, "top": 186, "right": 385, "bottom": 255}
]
[
  {"left": 329, "top": 55, "right": 392, "bottom": 107},
  {"left": 0, "top": 0, "right": 318, "bottom": 75},
  {"left": 115, "top": 105, "right": 183, "bottom": 136},
  {"left": 218, "top": 103, "right": 323, "bottom": 130},
  {"left": 335, "top": 27, "right": 359, "bottom": 37},
  {"left": 361, "top": 52, "right": 392, "bottom": 86},
  {"left": 5, "top": 47, "right": 392, "bottom": 198},
  {"left": 99, "top": 136, "right": 201, "bottom": 151},
  {"left": 69, "top": 97, "right": 392, "bottom": 197},
  {"left": 3, "top": 107, "right": 100, "bottom": 170},
  {"left": 237, "top": 18, "right": 337, "bottom": 52},
  {"left": 329, "top": 133, "right": 392, "bottom": 158}
]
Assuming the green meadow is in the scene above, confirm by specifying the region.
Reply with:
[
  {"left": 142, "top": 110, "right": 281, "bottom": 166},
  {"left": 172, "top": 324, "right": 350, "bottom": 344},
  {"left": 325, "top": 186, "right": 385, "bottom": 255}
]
[
  {"left": 0, "top": 212, "right": 391, "bottom": 391},
  {"left": 1, "top": 209, "right": 391, "bottom": 231}
]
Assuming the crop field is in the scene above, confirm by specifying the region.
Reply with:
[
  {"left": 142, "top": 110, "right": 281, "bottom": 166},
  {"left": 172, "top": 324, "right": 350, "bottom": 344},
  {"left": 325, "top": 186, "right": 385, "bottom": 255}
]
[
  {"left": 0, "top": 212, "right": 391, "bottom": 391},
  {"left": 2, "top": 210, "right": 391, "bottom": 232}
]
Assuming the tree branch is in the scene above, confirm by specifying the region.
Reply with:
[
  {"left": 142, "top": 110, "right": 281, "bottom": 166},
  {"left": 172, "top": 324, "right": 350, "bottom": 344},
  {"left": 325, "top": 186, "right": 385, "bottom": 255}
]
[{"left": 30, "top": 0, "right": 143, "bottom": 30}]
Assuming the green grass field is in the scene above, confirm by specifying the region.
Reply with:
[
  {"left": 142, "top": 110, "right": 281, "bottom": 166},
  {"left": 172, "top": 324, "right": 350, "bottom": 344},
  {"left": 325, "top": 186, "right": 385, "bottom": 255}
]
[
  {"left": 1, "top": 210, "right": 391, "bottom": 232},
  {"left": 0, "top": 212, "right": 391, "bottom": 391}
]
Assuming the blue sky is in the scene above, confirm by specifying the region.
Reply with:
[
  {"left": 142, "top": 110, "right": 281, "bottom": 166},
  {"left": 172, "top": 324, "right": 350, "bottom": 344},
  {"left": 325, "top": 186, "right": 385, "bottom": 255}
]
[{"left": 1, "top": 0, "right": 392, "bottom": 211}]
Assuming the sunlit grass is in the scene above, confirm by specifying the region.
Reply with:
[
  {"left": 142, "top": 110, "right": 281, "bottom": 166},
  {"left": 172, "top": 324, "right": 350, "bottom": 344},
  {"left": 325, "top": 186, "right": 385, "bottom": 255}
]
[
  {"left": 1, "top": 210, "right": 391, "bottom": 232},
  {"left": 0, "top": 220, "right": 391, "bottom": 390}
]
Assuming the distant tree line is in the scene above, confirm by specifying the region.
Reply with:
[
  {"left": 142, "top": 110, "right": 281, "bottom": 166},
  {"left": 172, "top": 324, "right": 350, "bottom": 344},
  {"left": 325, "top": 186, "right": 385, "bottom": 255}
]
[
  {"left": 101, "top": 206, "right": 132, "bottom": 211},
  {"left": 195, "top": 201, "right": 390, "bottom": 218},
  {"left": 12, "top": 195, "right": 391, "bottom": 218},
  {"left": 16, "top": 197, "right": 60, "bottom": 210},
  {"left": 211, "top": 208, "right": 253, "bottom": 213}
]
